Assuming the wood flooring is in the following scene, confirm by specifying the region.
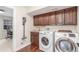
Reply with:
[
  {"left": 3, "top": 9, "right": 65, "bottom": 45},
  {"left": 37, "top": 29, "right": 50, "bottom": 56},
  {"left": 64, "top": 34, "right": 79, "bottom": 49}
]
[{"left": 17, "top": 43, "right": 42, "bottom": 52}]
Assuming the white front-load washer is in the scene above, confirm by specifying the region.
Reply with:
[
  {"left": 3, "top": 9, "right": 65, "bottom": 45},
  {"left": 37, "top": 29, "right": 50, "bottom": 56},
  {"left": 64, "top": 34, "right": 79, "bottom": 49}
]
[
  {"left": 39, "top": 31, "right": 54, "bottom": 52},
  {"left": 54, "top": 32, "right": 78, "bottom": 52}
]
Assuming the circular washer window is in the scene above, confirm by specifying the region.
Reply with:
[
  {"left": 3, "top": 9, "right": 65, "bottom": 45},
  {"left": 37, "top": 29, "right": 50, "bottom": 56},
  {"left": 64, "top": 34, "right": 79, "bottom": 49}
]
[
  {"left": 55, "top": 37, "right": 78, "bottom": 52},
  {"left": 41, "top": 37, "right": 49, "bottom": 46},
  {"left": 59, "top": 40, "right": 74, "bottom": 52}
]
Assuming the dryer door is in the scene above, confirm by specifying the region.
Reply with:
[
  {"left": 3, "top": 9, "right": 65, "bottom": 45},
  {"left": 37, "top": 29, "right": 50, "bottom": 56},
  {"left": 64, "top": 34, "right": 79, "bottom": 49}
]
[
  {"left": 41, "top": 37, "right": 51, "bottom": 48},
  {"left": 55, "top": 37, "right": 78, "bottom": 52}
]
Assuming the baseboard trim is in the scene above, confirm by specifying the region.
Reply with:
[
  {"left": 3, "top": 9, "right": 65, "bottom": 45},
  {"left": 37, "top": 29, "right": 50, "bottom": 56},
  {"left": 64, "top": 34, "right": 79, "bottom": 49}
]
[{"left": 15, "top": 43, "right": 31, "bottom": 51}]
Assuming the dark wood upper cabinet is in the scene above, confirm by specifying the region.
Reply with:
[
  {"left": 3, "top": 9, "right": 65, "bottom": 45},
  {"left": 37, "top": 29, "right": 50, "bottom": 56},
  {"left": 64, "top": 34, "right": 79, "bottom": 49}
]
[
  {"left": 38, "top": 15, "right": 44, "bottom": 26},
  {"left": 64, "top": 7, "right": 77, "bottom": 25},
  {"left": 33, "top": 7, "right": 77, "bottom": 26},
  {"left": 34, "top": 14, "right": 49, "bottom": 26},
  {"left": 39, "top": 14, "right": 49, "bottom": 26},
  {"left": 43, "top": 14, "right": 49, "bottom": 25},
  {"left": 48, "top": 12, "right": 56, "bottom": 25},
  {"left": 34, "top": 12, "right": 55, "bottom": 26},
  {"left": 34, "top": 16, "right": 39, "bottom": 26},
  {"left": 55, "top": 10, "right": 64, "bottom": 25}
]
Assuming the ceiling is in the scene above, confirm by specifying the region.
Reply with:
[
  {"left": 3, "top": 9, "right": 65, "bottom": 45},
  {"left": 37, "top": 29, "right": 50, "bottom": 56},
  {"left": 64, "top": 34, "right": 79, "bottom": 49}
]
[
  {"left": 28, "top": 6, "right": 74, "bottom": 16},
  {"left": 0, "top": 6, "right": 13, "bottom": 17}
]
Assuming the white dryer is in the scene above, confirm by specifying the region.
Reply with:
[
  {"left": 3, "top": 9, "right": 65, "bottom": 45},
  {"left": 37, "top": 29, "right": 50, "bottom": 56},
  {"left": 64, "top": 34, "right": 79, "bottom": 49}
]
[
  {"left": 54, "top": 32, "right": 78, "bottom": 52},
  {"left": 39, "top": 31, "right": 54, "bottom": 52}
]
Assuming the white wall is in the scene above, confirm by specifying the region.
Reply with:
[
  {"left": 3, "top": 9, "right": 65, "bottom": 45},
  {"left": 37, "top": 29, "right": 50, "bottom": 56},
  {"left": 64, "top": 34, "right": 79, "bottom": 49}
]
[
  {"left": 32, "top": 26, "right": 77, "bottom": 32},
  {"left": 76, "top": 7, "right": 79, "bottom": 34},
  {"left": 13, "top": 7, "right": 31, "bottom": 51},
  {"left": 76, "top": 7, "right": 79, "bottom": 43},
  {"left": 26, "top": 6, "right": 46, "bottom": 13}
]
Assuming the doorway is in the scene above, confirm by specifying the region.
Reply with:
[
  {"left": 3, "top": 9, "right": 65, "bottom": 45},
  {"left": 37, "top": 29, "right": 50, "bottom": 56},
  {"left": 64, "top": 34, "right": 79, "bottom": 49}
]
[{"left": 0, "top": 6, "right": 13, "bottom": 52}]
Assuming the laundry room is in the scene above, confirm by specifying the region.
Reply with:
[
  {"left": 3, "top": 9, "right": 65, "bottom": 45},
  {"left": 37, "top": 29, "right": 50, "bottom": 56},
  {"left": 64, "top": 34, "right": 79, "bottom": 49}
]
[
  {"left": 12, "top": 6, "right": 79, "bottom": 52},
  {"left": 1, "top": 0, "right": 79, "bottom": 59},
  {"left": 0, "top": 6, "right": 79, "bottom": 52}
]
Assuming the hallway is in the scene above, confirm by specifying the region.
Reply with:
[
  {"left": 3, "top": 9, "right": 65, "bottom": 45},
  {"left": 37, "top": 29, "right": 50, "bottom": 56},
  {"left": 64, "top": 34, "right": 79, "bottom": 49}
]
[{"left": 0, "top": 39, "right": 13, "bottom": 52}]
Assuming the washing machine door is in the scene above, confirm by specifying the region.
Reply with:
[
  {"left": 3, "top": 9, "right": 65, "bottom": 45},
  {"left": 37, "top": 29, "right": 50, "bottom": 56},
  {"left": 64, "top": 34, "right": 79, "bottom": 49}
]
[
  {"left": 55, "top": 37, "right": 78, "bottom": 52},
  {"left": 41, "top": 37, "right": 51, "bottom": 48}
]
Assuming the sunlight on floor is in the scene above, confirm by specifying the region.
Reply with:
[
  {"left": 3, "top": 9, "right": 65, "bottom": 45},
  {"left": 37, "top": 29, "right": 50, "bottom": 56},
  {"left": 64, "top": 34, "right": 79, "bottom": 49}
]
[{"left": 0, "top": 39, "right": 13, "bottom": 52}]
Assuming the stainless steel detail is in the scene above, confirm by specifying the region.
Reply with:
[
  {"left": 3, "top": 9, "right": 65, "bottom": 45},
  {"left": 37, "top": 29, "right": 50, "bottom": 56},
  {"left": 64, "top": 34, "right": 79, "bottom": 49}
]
[
  {"left": 41, "top": 37, "right": 49, "bottom": 46},
  {"left": 55, "top": 37, "right": 78, "bottom": 52}
]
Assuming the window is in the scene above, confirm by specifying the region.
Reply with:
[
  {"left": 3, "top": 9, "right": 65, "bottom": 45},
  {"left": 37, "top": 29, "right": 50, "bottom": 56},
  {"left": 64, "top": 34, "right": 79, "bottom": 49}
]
[{"left": 3, "top": 19, "right": 12, "bottom": 29}]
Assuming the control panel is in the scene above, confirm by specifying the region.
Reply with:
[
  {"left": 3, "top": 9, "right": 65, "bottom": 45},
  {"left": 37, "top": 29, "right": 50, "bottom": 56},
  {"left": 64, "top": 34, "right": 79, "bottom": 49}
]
[{"left": 69, "top": 34, "right": 76, "bottom": 37}]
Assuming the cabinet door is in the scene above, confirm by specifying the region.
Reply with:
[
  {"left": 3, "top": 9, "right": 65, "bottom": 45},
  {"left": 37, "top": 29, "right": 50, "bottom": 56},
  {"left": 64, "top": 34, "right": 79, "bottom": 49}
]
[
  {"left": 34, "top": 16, "right": 39, "bottom": 26},
  {"left": 43, "top": 14, "right": 49, "bottom": 25},
  {"left": 48, "top": 12, "right": 56, "bottom": 25},
  {"left": 38, "top": 15, "right": 44, "bottom": 26},
  {"left": 38, "top": 14, "right": 49, "bottom": 26},
  {"left": 55, "top": 10, "right": 64, "bottom": 25},
  {"left": 31, "top": 32, "right": 39, "bottom": 47},
  {"left": 64, "top": 7, "right": 77, "bottom": 25}
]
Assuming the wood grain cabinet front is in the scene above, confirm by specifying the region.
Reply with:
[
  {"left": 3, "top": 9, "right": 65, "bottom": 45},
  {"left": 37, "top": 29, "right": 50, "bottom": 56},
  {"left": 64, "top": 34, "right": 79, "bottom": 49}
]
[
  {"left": 31, "top": 32, "right": 39, "bottom": 47},
  {"left": 48, "top": 12, "right": 56, "bottom": 25},
  {"left": 55, "top": 10, "right": 64, "bottom": 25},
  {"left": 33, "top": 7, "right": 77, "bottom": 26},
  {"left": 43, "top": 14, "right": 49, "bottom": 25},
  {"left": 34, "top": 16, "right": 39, "bottom": 26},
  {"left": 64, "top": 7, "right": 77, "bottom": 25}
]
